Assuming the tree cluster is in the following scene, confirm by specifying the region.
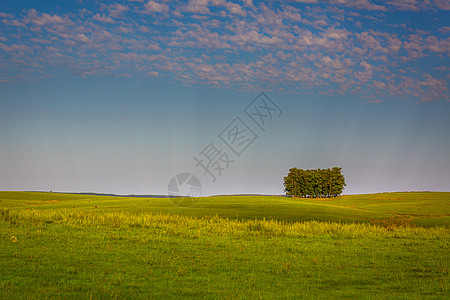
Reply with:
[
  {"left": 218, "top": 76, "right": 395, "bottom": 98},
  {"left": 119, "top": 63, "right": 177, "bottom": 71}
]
[{"left": 284, "top": 167, "right": 346, "bottom": 198}]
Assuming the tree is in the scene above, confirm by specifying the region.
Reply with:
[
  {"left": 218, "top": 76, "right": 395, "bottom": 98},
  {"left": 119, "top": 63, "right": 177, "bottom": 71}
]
[{"left": 283, "top": 167, "right": 346, "bottom": 198}]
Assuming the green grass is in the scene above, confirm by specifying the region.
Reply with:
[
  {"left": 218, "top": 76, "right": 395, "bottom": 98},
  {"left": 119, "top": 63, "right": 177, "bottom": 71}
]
[
  {"left": 0, "top": 191, "right": 448, "bottom": 225},
  {"left": 0, "top": 191, "right": 449, "bottom": 298}
]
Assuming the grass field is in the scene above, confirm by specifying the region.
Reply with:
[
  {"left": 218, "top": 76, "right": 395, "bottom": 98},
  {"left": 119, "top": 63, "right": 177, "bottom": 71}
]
[{"left": 0, "top": 191, "right": 449, "bottom": 298}]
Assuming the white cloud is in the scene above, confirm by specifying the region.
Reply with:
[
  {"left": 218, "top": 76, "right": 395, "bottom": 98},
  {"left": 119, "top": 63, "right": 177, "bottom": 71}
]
[
  {"left": 144, "top": 1, "right": 169, "bottom": 13},
  {"left": 291, "top": 0, "right": 318, "bottom": 3},
  {"left": 298, "top": 0, "right": 386, "bottom": 11},
  {"left": 433, "top": 0, "right": 450, "bottom": 10},
  {"left": 387, "top": 0, "right": 422, "bottom": 11},
  {"left": 222, "top": 1, "right": 246, "bottom": 16},
  {"left": 358, "top": 32, "right": 381, "bottom": 49},
  {"left": 424, "top": 36, "right": 450, "bottom": 53},
  {"left": 0, "top": 42, "right": 32, "bottom": 52},
  {"left": 31, "top": 12, "right": 67, "bottom": 26},
  {"left": 93, "top": 13, "right": 115, "bottom": 23},
  {"left": 107, "top": 3, "right": 129, "bottom": 18},
  {"left": 2, "top": 18, "right": 26, "bottom": 27},
  {"left": 0, "top": 0, "right": 448, "bottom": 102},
  {"left": 147, "top": 71, "right": 159, "bottom": 77},
  {"left": 227, "top": 30, "right": 281, "bottom": 45},
  {"left": 323, "top": 27, "right": 350, "bottom": 39},
  {"left": 185, "top": 0, "right": 211, "bottom": 14}
]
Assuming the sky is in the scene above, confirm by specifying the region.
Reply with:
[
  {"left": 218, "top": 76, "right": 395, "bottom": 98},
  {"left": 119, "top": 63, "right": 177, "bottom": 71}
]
[{"left": 0, "top": 0, "right": 449, "bottom": 196}]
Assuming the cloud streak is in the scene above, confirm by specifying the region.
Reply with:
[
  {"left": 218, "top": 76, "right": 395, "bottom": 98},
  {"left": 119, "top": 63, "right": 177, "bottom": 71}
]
[{"left": 0, "top": 0, "right": 448, "bottom": 102}]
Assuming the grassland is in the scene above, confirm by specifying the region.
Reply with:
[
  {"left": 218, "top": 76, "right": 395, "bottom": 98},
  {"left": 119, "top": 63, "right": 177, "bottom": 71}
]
[
  {"left": 0, "top": 191, "right": 449, "bottom": 298},
  {"left": 1, "top": 191, "right": 449, "bottom": 226}
]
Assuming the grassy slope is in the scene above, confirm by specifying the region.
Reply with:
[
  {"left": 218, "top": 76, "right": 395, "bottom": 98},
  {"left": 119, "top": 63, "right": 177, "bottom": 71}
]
[
  {"left": 1, "top": 209, "right": 449, "bottom": 299},
  {"left": 0, "top": 191, "right": 448, "bottom": 226},
  {"left": 0, "top": 191, "right": 449, "bottom": 298}
]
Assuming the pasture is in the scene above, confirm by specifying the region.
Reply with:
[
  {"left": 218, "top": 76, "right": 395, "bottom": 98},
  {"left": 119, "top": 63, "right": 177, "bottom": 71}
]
[{"left": 0, "top": 191, "right": 449, "bottom": 298}]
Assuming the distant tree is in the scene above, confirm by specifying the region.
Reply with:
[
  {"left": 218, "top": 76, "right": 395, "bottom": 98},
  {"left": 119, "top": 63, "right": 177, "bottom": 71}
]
[
  {"left": 283, "top": 168, "right": 298, "bottom": 197},
  {"left": 330, "top": 167, "right": 346, "bottom": 196},
  {"left": 284, "top": 167, "right": 345, "bottom": 198}
]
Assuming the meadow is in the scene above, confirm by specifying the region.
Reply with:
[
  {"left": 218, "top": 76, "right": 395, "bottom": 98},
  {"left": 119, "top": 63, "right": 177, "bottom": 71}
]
[{"left": 0, "top": 191, "right": 449, "bottom": 298}]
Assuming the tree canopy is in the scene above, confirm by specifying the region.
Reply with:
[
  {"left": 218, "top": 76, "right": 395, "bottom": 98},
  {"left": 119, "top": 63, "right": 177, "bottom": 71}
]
[{"left": 284, "top": 167, "right": 346, "bottom": 198}]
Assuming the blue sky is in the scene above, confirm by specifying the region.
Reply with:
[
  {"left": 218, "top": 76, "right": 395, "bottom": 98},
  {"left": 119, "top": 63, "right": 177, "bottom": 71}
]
[{"left": 0, "top": 0, "right": 449, "bottom": 195}]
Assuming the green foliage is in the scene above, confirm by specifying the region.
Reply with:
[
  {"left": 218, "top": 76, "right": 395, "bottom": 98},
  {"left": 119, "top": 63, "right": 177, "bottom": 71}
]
[{"left": 284, "top": 167, "right": 346, "bottom": 198}]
